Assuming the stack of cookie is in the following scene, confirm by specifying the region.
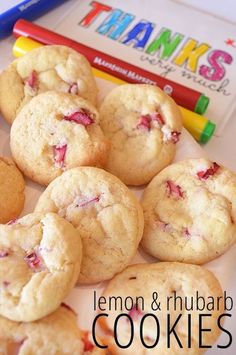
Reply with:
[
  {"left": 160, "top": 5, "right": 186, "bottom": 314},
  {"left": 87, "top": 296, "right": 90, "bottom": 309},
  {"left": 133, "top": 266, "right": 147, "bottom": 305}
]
[
  {"left": 0, "top": 45, "right": 143, "bottom": 353},
  {"left": 0, "top": 44, "right": 235, "bottom": 354},
  {"left": 0, "top": 45, "right": 109, "bottom": 185}
]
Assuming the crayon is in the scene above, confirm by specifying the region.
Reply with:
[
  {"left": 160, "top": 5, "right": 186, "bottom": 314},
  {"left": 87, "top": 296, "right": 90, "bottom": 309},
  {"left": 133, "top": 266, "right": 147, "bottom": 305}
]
[
  {"left": 179, "top": 107, "right": 215, "bottom": 143},
  {"left": 12, "top": 36, "right": 215, "bottom": 143},
  {"left": 13, "top": 19, "right": 209, "bottom": 115},
  {"left": 0, "top": 0, "right": 66, "bottom": 39}
]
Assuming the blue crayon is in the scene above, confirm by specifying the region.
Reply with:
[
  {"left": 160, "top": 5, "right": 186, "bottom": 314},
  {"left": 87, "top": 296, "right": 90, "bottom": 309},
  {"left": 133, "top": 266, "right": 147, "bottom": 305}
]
[{"left": 0, "top": 0, "right": 66, "bottom": 39}]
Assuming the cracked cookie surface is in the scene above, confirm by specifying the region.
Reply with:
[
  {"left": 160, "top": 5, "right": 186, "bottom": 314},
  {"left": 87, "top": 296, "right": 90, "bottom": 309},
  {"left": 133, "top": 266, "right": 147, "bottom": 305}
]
[
  {"left": 10, "top": 91, "right": 109, "bottom": 186},
  {"left": 35, "top": 167, "right": 144, "bottom": 284},
  {"left": 99, "top": 84, "right": 182, "bottom": 186},
  {"left": 0, "top": 157, "right": 25, "bottom": 224},
  {"left": 0, "top": 45, "right": 98, "bottom": 124},
  {"left": 100, "top": 262, "right": 223, "bottom": 355},
  {"left": 0, "top": 212, "right": 82, "bottom": 322},
  {"left": 141, "top": 158, "right": 236, "bottom": 264}
]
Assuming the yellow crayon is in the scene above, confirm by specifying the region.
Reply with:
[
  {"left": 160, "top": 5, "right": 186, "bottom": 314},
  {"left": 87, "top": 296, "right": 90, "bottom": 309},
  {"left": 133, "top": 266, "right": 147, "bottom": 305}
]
[
  {"left": 179, "top": 106, "right": 215, "bottom": 143},
  {"left": 13, "top": 36, "right": 215, "bottom": 143}
]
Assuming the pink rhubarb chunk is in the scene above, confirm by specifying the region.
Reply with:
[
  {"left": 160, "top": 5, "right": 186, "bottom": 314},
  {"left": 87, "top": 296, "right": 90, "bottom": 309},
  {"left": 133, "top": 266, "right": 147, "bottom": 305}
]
[
  {"left": 64, "top": 110, "right": 94, "bottom": 126},
  {"left": 25, "top": 70, "right": 37, "bottom": 89},
  {"left": 197, "top": 162, "right": 220, "bottom": 180},
  {"left": 128, "top": 305, "right": 144, "bottom": 321},
  {"left": 137, "top": 112, "right": 165, "bottom": 130},
  {"left": 183, "top": 227, "right": 191, "bottom": 239},
  {"left": 137, "top": 114, "right": 152, "bottom": 131},
  {"left": 53, "top": 144, "right": 67, "bottom": 168},
  {"left": 0, "top": 251, "right": 9, "bottom": 258},
  {"left": 166, "top": 180, "right": 184, "bottom": 199},
  {"left": 7, "top": 218, "right": 18, "bottom": 225},
  {"left": 171, "top": 131, "right": 181, "bottom": 144},
  {"left": 68, "top": 83, "right": 78, "bottom": 95},
  {"left": 152, "top": 112, "right": 165, "bottom": 126},
  {"left": 82, "top": 332, "right": 94, "bottom": 352},
  {"left": 76, "top": 196, "right": 100, "bottom": 208},
  {"left": 24, "top": 252, "right": 41, "bottom": 271},
  {"left": 3, "top": 281, "right": 10, "bottom": 287}
]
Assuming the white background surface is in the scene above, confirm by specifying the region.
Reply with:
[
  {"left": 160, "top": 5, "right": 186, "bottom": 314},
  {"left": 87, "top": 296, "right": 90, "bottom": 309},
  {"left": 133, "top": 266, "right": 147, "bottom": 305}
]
[{"left": 0, "top": 0, "right": 236, "bottom": 353}]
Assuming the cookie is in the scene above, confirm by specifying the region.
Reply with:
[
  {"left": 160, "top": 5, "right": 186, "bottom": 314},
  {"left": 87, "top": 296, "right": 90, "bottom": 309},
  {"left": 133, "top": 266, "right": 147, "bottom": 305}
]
[
  {"left": 0, "top": 157, "right": 25, "bottom": 224},
  {"left": 100, "top": 262, "right": 224, "bottom": 354},
  {"left": 141, "top": 158, "right": 236, "bottom": 264},
  {"left": 99, "top": 84, "right": 182, "bottom": 185},
  {"left": 0, "top": 304, "right": 105, "bottom": 354},
  {"left": 0, "top": 45, "right": 98, "bottom": 124},
  {"left": 0, "top": 212, "right": 82, "bottom": 322},
  {"left": 10, "top": 91, "right": 109, "bottom": 186},
  {"left": 35, "top": 167, "right": 144, "bottom": 284}
]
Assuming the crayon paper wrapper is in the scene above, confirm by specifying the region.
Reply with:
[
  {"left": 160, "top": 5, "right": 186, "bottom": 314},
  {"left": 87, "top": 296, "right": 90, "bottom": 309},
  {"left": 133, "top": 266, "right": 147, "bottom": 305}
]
[
  {"left": 55, "top": 0, "right": 236, "bottom": 134},
  {"left": 0, "top": 78, "right": 235, "bottom": 353}
]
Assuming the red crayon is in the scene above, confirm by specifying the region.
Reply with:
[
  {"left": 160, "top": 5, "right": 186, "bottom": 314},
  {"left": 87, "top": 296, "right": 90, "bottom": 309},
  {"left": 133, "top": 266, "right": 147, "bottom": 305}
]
[{"left": 13, "top": 19, "right": 209, "bottom": 115}]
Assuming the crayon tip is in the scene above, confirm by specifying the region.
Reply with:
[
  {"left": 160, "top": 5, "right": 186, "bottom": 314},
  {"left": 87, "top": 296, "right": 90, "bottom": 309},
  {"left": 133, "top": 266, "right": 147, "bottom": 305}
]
[
  {"left": 195, "top": 94, "right": 209, "bottom": 115},
  {"left": 200, "top": 120, "right": 216, "bottom": 143}
]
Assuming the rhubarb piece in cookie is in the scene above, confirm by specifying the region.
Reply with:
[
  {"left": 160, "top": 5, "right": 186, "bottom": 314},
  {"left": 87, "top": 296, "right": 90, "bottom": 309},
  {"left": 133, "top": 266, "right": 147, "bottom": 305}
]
[
  {"left": 35, "top": 167, "right": 144, "bottom": 284},
  {"left": 0, "top": 212, "right": 82, "bottom": 321},
  {"left": 100, "top": 262, "right": 224, "bottom": 354},
  {"left": 0, "top": 45, "right": 97, "bottom": 124},
  {"left": 10, "top": 91, "right": 109, "bottom": 186},
  {"left": 0, "top": 157, "right": 25, "bottom": 224},
  {"left": 99, "top": 84, "right": 182, "bottom": 185},
  {"left": 141, "top": 158, "right": 236, "bottom": 264},
  {"left": 81, "top": 330, "right": 106, "bottom": 354}
]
